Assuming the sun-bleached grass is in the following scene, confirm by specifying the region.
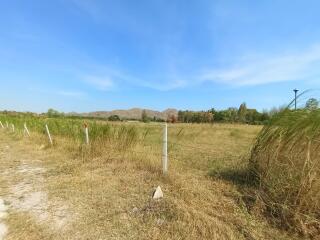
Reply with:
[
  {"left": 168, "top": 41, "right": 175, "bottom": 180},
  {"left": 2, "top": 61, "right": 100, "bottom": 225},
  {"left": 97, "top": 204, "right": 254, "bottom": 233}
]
[
  {"left": 0, "top": 114, "right": 300, "bottom": 239},
  {"left": 250, "top": 109, "right": 320, "bottom": 238}
]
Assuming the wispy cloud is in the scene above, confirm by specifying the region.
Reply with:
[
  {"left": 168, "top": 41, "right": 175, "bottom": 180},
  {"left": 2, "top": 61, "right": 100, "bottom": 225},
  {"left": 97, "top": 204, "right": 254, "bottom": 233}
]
[
  {"left": 72, "top": 41, "right": 320, "bottom": 91},
  {"left": 139, "top": 78, "right": 187, "bottom": 91},
  {"left": 200, "top": 44, "right": 320, "bottom": 86},
  {"left": 81, "top": 68, "right": 189, "bottom": 91},
  {"left": 28, "top": 87, "right": 85, "bottom": 97},
  {"left": 83, "top": 75, "right": 114, "bottom": 91},
  {"left": 57, "top": 90, "right": 85, "bottom": 97},
  {"left": 71, "top": 0, "right": 101, "bottom": 21}
]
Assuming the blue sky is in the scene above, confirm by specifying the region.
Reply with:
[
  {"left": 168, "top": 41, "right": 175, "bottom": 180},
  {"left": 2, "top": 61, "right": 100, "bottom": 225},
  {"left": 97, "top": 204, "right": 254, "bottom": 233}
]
[{"left": 1, "top": 0, "right": 320, "bottom": 113}]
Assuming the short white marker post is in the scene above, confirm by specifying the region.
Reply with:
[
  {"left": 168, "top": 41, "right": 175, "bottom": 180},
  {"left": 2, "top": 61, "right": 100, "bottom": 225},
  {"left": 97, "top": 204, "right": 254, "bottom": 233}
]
[
  {"left": 84, "top": 126, "right": 89, "bottom": 144},
  {"left": 45, "top": 124, "right": 53, "bottom": 145},
  {"left": 24, "top": 123, "right": 30, "bottom": 137},
  {"left": 153, "top": 186, "right": 164, "bottom": 199},
  {"left": 11, "top": 124, "right": 15, "bottom": 132},
  {"left": 162, "top": 123, "right": 168, "bottom": 174},
  {"left": 83, "top": 123, "right": 89, "bottom": 145},
  {"left": 0, "top": 121, "right": 4, "bottom": 128}
]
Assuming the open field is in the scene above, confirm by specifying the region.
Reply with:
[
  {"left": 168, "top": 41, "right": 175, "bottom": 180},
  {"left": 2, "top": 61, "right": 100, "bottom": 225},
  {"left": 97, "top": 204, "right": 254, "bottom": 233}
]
[
  {"left": 2, "top": 1, "right": 320, "bottom": 239},
  {"left": 0, "top": 116, "right": 301, "bottom": 239}
]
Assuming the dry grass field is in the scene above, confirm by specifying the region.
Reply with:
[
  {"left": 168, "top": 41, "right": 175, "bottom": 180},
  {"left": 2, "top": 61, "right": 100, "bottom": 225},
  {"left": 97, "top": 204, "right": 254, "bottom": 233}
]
[{"left": 0, "top": 122, "right": 301, "bottom": 239}]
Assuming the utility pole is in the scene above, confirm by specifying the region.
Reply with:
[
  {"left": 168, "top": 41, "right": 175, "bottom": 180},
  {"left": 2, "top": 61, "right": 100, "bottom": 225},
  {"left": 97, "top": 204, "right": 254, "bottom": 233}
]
[{"left": 293, "top": 89, "right": 299, "bottom": 110}]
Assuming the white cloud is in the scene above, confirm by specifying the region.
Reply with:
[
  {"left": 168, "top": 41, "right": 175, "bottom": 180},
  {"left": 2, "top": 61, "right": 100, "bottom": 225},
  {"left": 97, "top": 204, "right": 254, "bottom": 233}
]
[
  {"left": 57, "top": 90, "right": 85, "bottom": 97},
  {"left": 140, "top": 78, "right": 187, "bottom": 91},
  {"left": 200, "top": 44, "right": 320, "bottom": 86},
  {"left": 75, "top": 44, "right": 320, "bottom": 92},
  {"left": 83, "top": 75, "right": 114, "bottom": 91},
  {"left": 113, "top": 44, "right": 320, "bottom": 90},
  {"left": 28, "top": 87, "right": 85, "bottom": 97}
]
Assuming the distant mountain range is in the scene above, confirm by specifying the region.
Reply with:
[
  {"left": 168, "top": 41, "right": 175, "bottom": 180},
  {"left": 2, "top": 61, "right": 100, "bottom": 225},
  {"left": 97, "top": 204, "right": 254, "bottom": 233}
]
[{"left": 68, "top": 108, "right": 178, "bottom": 120}]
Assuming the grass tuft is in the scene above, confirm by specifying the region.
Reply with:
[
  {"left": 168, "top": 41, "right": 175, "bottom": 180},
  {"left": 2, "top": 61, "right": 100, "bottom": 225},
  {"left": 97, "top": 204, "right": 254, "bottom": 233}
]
[{"left": 250, "top": 109, "right": 320, "bottom": 237}]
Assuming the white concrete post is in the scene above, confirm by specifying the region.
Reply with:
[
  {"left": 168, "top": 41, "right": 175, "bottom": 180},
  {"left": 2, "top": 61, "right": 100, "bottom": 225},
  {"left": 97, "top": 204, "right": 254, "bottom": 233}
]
[
  {"left": 85, "top": 126, "right": 89, "bottom": 145},
  {"left": 11, "top": 124, "right": 15, "bottom": 132},
  {"left": 45, "top": 124, "right": 53, "bottom": 145},
  {"left": 162, "top": 123, "right": 168, "bottom": 174},
  {"left": 24, "top": 123, "right": 30, "bottom": 137},
  {"left": 0, "top": 121, "right": 3, "bottom": 128}
]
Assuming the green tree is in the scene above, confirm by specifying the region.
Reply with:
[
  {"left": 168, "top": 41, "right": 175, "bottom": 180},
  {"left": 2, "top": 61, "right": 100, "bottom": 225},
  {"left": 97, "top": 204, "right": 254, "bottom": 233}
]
[
  {"left": 226, "top": 107, "right": 238, "bottom": 122},
  {"left": 305, "top": 98, "right": 319, "bottom": 110},
  {"left": 178, "top": 111, "right": 185, "bottom": 122},
  {"left": 238, "top": 102, "right": 247, "bottom": 123},
  {"left": 141, "top": 109, "right": 148, "bottom": 122},
  {"left": 47, "top": 108, "right": 62, "bottom": 118},
  {"left": 108, "top": 115, "right": 120, "bottom": 121}
]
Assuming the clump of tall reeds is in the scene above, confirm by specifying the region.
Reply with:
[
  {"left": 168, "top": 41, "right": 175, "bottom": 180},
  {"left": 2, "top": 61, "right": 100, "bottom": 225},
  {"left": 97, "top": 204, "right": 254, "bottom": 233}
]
[
  {"left": 0, "top": 114, "right": 139, "bottom": 157},
  {"left": 250, "top": 108, "right": 320, "bottom": 237}
]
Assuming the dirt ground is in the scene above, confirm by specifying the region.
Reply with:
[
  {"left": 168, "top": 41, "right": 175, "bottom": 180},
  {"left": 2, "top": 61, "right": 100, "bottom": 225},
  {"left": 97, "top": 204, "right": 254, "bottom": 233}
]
[{"left": 0, "top": 127, "right": 301, "bottom": 240}]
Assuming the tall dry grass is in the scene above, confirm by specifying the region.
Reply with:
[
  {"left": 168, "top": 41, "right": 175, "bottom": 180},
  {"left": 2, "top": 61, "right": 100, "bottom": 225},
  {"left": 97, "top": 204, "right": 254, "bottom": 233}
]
[
  {"left": 0, "top": 113, "right": 300, "bottom": 239},
  {"left": 0, "top": 114, "right": 140, "bottom": 154},
  {"left": 250, "top": 109, "right": 320, "bottom": 237}
]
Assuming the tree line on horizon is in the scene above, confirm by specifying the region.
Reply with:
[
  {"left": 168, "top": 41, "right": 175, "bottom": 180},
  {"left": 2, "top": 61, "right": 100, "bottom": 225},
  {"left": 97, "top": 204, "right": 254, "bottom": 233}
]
[
  {"left": 1, "top": 98, "right": 318, "bottom": 125},
  {"left": 175, "top": 103, "right": 270, "bottom": 125},
  {"left": 44, "top": 105, "right": 275, "bottom": 125},
  {"left": 174, "top": 98, "right": 320, "bottom": 124}
]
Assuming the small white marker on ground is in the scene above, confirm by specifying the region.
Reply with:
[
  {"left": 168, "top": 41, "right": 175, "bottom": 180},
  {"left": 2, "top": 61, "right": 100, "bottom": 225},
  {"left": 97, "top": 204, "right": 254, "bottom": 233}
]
[
  {"left": 153, "top": 186, "right": 164, "bottom": 199},
  {"left": 0, "top": 121, "right": 3, "bottom": 128}
]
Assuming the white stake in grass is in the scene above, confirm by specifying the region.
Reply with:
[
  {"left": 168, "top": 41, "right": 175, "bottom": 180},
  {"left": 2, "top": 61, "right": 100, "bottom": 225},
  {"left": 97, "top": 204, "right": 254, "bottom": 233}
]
[
  {"left": 45, "top": 124, "right": 53, "bottom": 145},
  {"left": 24, "top": 123, "right": 30, "bottom": 137},
  {"left": 0, "top": 121, "right": 3, "bottom": 128},
  {"left": 11, "top": 124, "right": 15, "bottom": 132},
  {"left": 84, "top": 123, "right": 89, "bottom": 145},
  {"left": 162, "top": 123, "right": 168, "bottom": 174}
]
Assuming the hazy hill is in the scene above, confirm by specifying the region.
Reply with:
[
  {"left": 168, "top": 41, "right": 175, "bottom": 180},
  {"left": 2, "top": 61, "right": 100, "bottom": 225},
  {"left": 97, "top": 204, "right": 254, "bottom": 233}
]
[{"left": 74, "top": 108, "right": 178, "bottom": 120}]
